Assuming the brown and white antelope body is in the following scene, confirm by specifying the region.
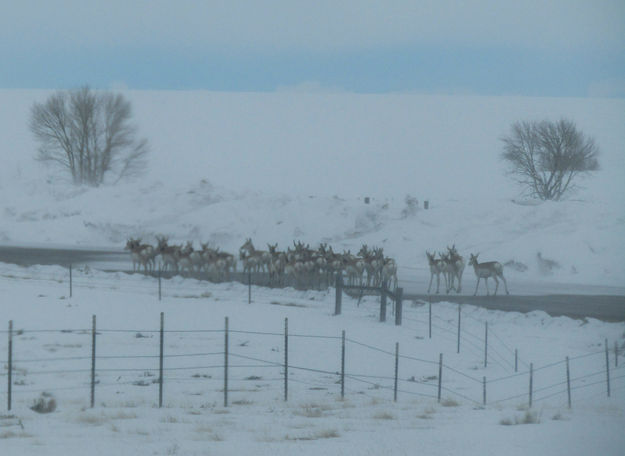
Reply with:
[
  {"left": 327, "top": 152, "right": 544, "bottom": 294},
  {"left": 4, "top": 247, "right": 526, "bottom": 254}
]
[
  {"left": 156, "top": 236, "right": 180, "bottom": 272},
  {"left": 468, "top": 253, "right": 509, "bottom": 296},
  {"left": 239, "top": 239, "right": 271, "bottom": 274},
  {"left": 426, "top": 251, "right": 446, "bottom": 294},
  {"left": 125, "top": 238, "right": 156, "bottom": 272},
  {"left": 444, "top": 245, "right": 465, "bottom": 293}
]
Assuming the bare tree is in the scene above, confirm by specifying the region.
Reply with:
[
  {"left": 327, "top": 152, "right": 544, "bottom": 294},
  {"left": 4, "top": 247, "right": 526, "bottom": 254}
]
[
  {"left": 500, "top": 119, "right": 599, "bottom": 200},
  {"left": 30, "top": 87, "right": 148, "bottom": 186}
]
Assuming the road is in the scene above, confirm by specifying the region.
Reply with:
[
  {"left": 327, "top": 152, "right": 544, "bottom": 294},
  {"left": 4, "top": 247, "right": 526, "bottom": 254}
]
[{"left": 1, "top": 245, "right": 624, "bottom": 322}]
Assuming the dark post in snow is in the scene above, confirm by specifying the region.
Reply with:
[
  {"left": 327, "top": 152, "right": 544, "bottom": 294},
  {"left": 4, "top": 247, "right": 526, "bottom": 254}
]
[
  {"left": 224, "top": 317, "right": 229, "bottom": 407},
  {"left": 437, "top": 353, "right": 443, "bottom": 403},
  {"left": 483, "top": 376, "right": 486, "bottom": 406},
  {"left": 380, "top": 282, "right": 387, "bottom": 322},
  {"left": 335, "top": 274, "right": 343, "bottom": 315},
  {"left": 159, "top": 312, "right": 164, "bottom": 408},
  {"left": 484, "top": 322, "right": 488, "bottom": 368},
  {"left": 394, "top": 288, "right": 403, "bottom": 326},
  {"left": 566, "top": 356, "right": 571, "bottom": 409},
  {"left": 394, "top": 342, "right": 399, "bottom": 402},
  {"left": 341, "top": 330, "right": 346, "bottom": 399},
  {"left": 428, "top": 298, "right": 432, "bottom": 339},
  {"left": 248, "top": 271, "right": 252, "bottom": 304},
  {"left": 457, "top": 304, "right": 461, "bottom": 354},
  {"left": 605, "top": 338, "right": 611, "bottom": 398},
  {"left": 284, "top": 318, "right": 288, "bottom": 402},
  {"left": 529, "top": 362, "right": 534, "bottom": 408},
  {"left": 69, "top": 264, "right": 73, "bottom": 298},
  {"left": 91, "top": 315, "right": 96, "bottom": 408},
  {"left": 7, "top": 320, "right": 13, "bottom": 411},
  {"left": 615, "top": 341, "right": 619, "bottom": 368}
]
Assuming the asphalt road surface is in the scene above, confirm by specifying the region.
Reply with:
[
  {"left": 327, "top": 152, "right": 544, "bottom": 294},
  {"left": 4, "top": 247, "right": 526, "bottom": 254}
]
[{"left": 1, "top": 245, "right": 624, "bottom": 322}]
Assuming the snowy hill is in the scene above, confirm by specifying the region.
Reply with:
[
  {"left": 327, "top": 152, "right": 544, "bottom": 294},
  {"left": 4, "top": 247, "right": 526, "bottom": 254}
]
[{"left": 0, "top": 90, "right": 624, "bottom": 290}]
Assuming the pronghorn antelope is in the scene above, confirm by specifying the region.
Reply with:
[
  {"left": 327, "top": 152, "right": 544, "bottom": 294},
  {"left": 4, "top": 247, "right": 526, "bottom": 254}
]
[
  {"left": 359, "top": 244, "right": 385, "bottom": 287},
  {"left": 176, "top": 241, "right": 196, "bottom": 274},
  {"left": 126, "top": 237, "right": 398, "bottom": 291},
  {"left": 444, "top": 245, "right": 465, "bottom": 293},
  {"left": 426, "top": 251, "right": 445, "bottom": 294},
  {"left": 239, "top": 239, "right": 271, "bottom": 274},
  {"left": 125, "top": 238, "right": 156, "bottom": 272},
  {"left": 342, "top": 250, "right": 365, "bottom": 286},
  {"left": 156, "top": 236, "right": 180, "bottom": 272},
  {"left": 381, "top": 256, "right": 398, "bottom": 290},
  {"left": 468, "top": 253, "right": 509, "bottom": 296}
]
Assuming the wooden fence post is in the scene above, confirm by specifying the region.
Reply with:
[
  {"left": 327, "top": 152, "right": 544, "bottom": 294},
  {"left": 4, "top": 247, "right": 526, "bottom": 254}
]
[
  {"left": 341, "top": 330, "right": 345, "bottom": 399},
  {"left": 566, "top": 356, "right": 571, "bottom": 409},
  {"left": 7, "top": 320, "right": 12, "bottom": 411},
  {"left": 428, "top": 297, "right": 432, "bottom": 339},
  {"left": 335, "top": 275, "right": 342, "bottom": 315},
  {"left": 91, "top": 315, "right": 96, "bottom": 408},
  {"left": 380, "top": 283, "right": 387, "bottom": 322},
  {"left": 394, "top": 342, "right": 399, "bottom": 402},
  {"left": 605, "top": 339, "right": 611, "bottom": 398},
  {"left": 457, "top": 305, "right": 461, "bottom": 354},
  {"left": 529, "top": 362, "right": 533, "bottom": 408},
  {"left": 248, "top": 272, "right": 252, "bottom": 304},
  {"left": 224, "top": 317, "right": 229, "bottom": 407},
  {"left": 484, "top": 322, "right": 488, "bottom": 368},
  {"left": 483, "top": 376, "right": 486, "bottom": 406},
  {"left": 284, "top": 318, "right": 288, "bottom": 402},
  {"left": 437, "top": 353, "right": 443, "bottom": 403},
  {"left": 394, "top": 288, "right": 403, "bottom": 326},
  {"left": 159, "top": 312, "right": 164, "bottom": 408}
]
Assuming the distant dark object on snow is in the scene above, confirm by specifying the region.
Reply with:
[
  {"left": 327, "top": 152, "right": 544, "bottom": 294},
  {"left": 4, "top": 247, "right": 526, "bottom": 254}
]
[
  {"left": 537, "top": 252, "right": 561, "bottom": 275},
  {"left": 30, "top": 392, "right": 57, "bottom": 414},
  {"left": 504, "top": 260, "right": 528, "bottom": 272}
]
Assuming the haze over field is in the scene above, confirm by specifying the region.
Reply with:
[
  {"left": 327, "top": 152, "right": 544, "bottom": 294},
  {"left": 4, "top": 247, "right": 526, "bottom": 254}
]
[{"left": 0, "top": 90, "right": 624, "bottom": 291}]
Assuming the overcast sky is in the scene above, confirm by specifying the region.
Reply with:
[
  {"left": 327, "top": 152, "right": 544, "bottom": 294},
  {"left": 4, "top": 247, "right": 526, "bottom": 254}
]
[{"left": 2, "top": 0, "right": 624, "bottom": 96}]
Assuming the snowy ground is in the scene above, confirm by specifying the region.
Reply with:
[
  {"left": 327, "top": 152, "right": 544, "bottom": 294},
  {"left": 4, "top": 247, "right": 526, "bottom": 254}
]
[{"left": 0, "top": 263, "right": 624, "bottom": 455}]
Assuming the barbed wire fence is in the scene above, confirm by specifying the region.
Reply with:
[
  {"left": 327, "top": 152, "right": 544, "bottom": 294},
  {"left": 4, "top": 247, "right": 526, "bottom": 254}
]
[
  {"left": 1, "top": 313, "right": 622, "bottom": 414},
  {"left": 1, "top": 264, "right": 623, "bottom": 414}
]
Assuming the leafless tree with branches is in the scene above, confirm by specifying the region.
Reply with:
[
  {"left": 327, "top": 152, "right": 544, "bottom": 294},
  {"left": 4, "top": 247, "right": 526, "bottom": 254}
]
[
  {"left": 30, "top": 87, "right": 149, "bottom": 186},
  {"left": 501, "top": 119, "right": 599, "bottom": 200}
]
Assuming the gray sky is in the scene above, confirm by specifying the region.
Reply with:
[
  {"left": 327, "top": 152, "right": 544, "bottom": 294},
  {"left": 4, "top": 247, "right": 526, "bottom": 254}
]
[{"left": 2, "top": 0, "right": 624, "bottom": 95}]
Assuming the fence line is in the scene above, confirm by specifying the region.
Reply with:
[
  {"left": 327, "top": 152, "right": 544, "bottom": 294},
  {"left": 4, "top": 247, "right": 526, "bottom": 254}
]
[
  {"left": 4, "top": 265, "right": 622, "bottom": 412},
  {"left": 4, "top": 315, "right": 620, "bottom": 414}
]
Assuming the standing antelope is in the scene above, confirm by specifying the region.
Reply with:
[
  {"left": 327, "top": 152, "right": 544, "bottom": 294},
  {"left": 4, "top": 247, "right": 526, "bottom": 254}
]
[
  {"left": 468, "top": 253, "right": 509, "bottom": 296},
  {"left": 239, "top": 239, "right": 271, "bottom": 274},
  {"left": 156, "top": 236, "right": 179, "bottom": 272},
  {"left": 445, "top": 245, "right": 465, "bottom": 293},
  {"left": 125, "top": 238, "right": 156, "bottom": 273},
  {"left": 426, "top": 251, "right": 445, "bottom": 294}
]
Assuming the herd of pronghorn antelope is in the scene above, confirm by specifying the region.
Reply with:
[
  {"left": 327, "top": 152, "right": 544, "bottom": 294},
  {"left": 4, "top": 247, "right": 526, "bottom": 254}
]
[
  {"left": 125, "top": 237, "right": 398, "bottom": 289},
  {"left": 426, "top": 245, "right": 509, "bottom": 296},
  {"left": 126, "top": 237, "right": 508, "bottom": 296}
]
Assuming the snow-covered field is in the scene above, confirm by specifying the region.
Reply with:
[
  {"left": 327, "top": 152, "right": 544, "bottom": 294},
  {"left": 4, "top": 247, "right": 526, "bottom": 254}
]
[
  {"left": 0, "top": 263, "right": 624, "bottom": 455},
  {"left": 0, "top": 90, "right": 624, "bottom": 454}
]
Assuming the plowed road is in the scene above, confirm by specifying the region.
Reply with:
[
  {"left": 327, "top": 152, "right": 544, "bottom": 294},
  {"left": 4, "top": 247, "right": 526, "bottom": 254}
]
[{"left": 1, "top": 245, "right": 623, "bottom": 322}]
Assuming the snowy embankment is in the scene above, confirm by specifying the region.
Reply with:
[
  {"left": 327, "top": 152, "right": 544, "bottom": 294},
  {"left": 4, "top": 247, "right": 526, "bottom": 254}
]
[{"left": 0, "top": 263, "right": 624, "bottom": 455}]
